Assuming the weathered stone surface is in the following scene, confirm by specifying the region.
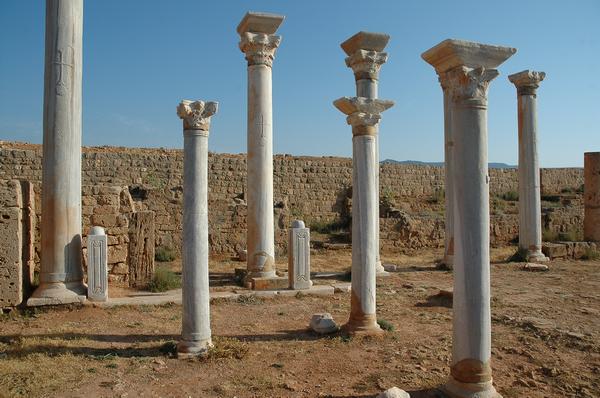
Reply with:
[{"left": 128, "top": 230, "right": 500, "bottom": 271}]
[
  {"left": 542, "top": 242, "right": 568, "bottom": 259},
  {"left": 309, "top": 313, "right": 339, "bottom": 334},
  {"left": 252, "top": 276, "right": 288, "bottom": 291},
  {"left": 377, "top": 387, "right": 411, "bottom": 398},
  {"left": 87, "top": 226, "right": 108, "bottom": 302},
  {"left": 522, "top": 263, "right": 549, "bottom": 272},
  {"left": 128, "top": 211, "right": 155, "bottom": 287},
  {"left": 288, "top": 220, "right": 312, "bottom": 290},
  {"left": 584, "top": 152, "right": 600, "bottom": 241},
  {"left": 0, "top": 181, "right": 22, "bottom": 307}
]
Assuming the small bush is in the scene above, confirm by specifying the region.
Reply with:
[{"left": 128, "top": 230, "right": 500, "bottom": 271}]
[
  {"left": 207, "top": 337, "right": 248, "bottom": 360},
  {"left": 377, "top": 319, "right": 395, "bottom": 332},
  {"left": 582, "top": 248, "right": 600, "bottom": 260},
  {"left": 155, "top": 246, "right": 176, "bottom": 262},
  {"left": 509, "top": 247, "right": 529, "bottom": 262},
  {"left": 310, "top": 218, "right": 350, "bottom": 234},
  {"left": 560, "top": 187, "right": 575, "bottom": 194},
  {"left": 500, "top": 191, "right": 519, "bottom": 201},
  {"left": 147, "top": 266, "right": 181, "bottom": 292},
  {"left": 541, "top": 195, "right": 561, "bottom": 203},
  {"left": 558, "top": 230, "right": 582, "bottom": 242},
  {"left": 427, "top": 189, "right": 445, "bottom": 204},
  {"left": 236, "top": 295, "right": 264, "bottom": 305},
  {"left": 542, "top": 228, "right": 559, "bottom": 242}
]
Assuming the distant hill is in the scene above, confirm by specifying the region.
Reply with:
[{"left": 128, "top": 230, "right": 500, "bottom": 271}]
[{"left": 381, "top": 159, "right": 516, "bottom": 169}]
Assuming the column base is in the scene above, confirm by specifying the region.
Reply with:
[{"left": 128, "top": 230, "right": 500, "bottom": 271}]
[
  {"left": 342, "top": 316, "right": 384, "bottom": 336},
  {"left": 248, "top": 275, "right": 288, "bottom": 290},
  {"left": 375, "top": 261, "right": 390, "bottom": 277},
  {"left": 527, "top": 251, "right": 549, "bottom": 262},
  {"left": 177, "top": 338, "right": 212, "bottom": 359},
  {"left": 27, "top": 281, "right": 87, "bottom": 306},
  {"left": 443, "top": 376, "right": 502, "bottom": 398},
  {"left": 442, "top": 254, "right": 454, "bottom": 270}
]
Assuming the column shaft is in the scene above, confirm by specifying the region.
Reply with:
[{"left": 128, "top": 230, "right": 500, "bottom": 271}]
[
  {"left": 443, "top": 89, "right": 455, "bottom": 267},
  {"left": 247, "top": 64, "right": 276, "bottom": 278},
  {"left": 584, "top": 152, "right": 600, "bottom": 241},
  {"left": 32, "top": 0, "right": 86, "bottom": 303},
  {"left": 349, "top": 134, "right": 379, "bottom": 331},
  {"left": 179, "top": 131, "right": 212, "bottom": 356},
  {"left": 517, "top": 94, "right": 545, "bottom": 259}
]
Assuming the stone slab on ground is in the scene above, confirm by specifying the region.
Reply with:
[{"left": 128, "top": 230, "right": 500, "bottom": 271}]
[
  {"left": 27, "top": 295, "right": 87, "bottom": 307},
  {"left": 542, "top": 241, "right": 597, "bottom": 260},
  {"left": 251, "top": 276, "right": 288, "bottom": 290},
  {"left": 90, "top": 284, "right": 341, "bottom": 308}
]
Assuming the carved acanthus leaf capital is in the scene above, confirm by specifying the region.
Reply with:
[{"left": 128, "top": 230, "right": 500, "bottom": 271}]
[
  {"left": 442, "top": 66, "right": 499, "bottom": 107},
  {"left": 508, "top": 70, "right": 546, "bottom": 96},
  {"left": 345, "top": 50, "right": 388, "bottom": 80},
  {"left": 239, "top": 32, "right": 281, "bottom": 67},
  {"left": 333, "top": 97, "right": 394, "bottom": 136},
  {"left": 177, "top": 100, "right": 218, "bottom": 131}
]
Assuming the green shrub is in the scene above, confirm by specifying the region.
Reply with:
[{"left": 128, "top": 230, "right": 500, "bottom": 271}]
[
  {"left": 147, "top": 266, "right": 181, "bottom": 292},
  {"left": 500, "top": 191, "right": 519, "bottom": 201},
  {"left": 155, "top": 246, "right": 176, "bottom": 262},
  {"left": 541, "top": 195, "right": 561, "bottom": 203},
  {"left": 310, "top": 218, "right": 350, "bottom": 234},
  {"left": 377, "top": 319, "right": 395, "bottom": 332},
  {"left": 542, "top": 228, "right": 559, "bottom": 242},
  {"left": 558, "top": 230, "right": 582, "bottom": 242},
  {"left": 582, "top": 248, "right": 600, "bottom": 260}
]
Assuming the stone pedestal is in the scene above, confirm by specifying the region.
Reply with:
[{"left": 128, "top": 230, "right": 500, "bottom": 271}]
[
  {"left": 29, "top": 0, "right": 86, "bottom": 306},
  {"left": 509, "top": 70, "right": 548, "bottom": 262},
  {"left": 87, "top": 226, "right": 108, "bottom": 302},
  {"left": 422, "top": 39, "right": 515, "bottom": 398},
  {"left": 288, "top": 220, "right": 312, "bottom": 290},
  {"left": 238, "top": 12, "right": 284, "bottom": 284},
  {"left": 334, "top": 97, "right": 393, "bottom": 335},
  {"left": 176, "top": 100, "right": 218, "bottom": 358},
  {"left": 341, "top": 31, "right": 390, "bottom": 276},
  {"left": 584, "top": 152, "right": 600, "bottom": 242}
]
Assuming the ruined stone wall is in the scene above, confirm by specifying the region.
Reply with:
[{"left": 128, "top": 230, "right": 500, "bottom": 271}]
[{"left": 0, "top": 142, "right": 585, "bottom": 260}]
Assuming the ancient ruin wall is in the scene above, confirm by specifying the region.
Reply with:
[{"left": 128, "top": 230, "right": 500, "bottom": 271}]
[{"left": 0, "top": 142, "right": 584, "bottom": 260}]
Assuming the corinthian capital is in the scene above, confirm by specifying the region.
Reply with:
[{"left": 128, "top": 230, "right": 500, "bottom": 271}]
[
  {"left": 239, "top": 32, "right": 281, "bottom": 67},
  {"left": 443, "top": 66, "right": 499, "bottom": 107},
  {"left": 341, "top": 31, "right": 390, "bottom": 80},
  {"left": 345, "top": 50, "right": 388, "bottom": 80},
  {"left": 177, "top": 100, "right": 218, "bottom": 131},
  {"left": 333, "top": 97, "right": 394, "bottom": 136},
  {"left": 508, "top": 70, "right": 546, "bottom": 96}
]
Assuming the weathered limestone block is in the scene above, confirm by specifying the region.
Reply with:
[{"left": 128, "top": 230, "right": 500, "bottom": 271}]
[
  {"left": 0, "top": 181, "right": 23, "bottom": 307},
  {"left": 87, "top": 226, "right": 108, "bottom": 302},
  {"left": 288, "top": 220, "right": 312, "bottom": 290},
  {"left": 128, "top": 211, "right": 155, "bottom": 287}
]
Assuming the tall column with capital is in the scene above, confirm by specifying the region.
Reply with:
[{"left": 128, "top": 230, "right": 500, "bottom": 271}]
[
  {"left": 341, "top": 31, "right": 390, "bottom": 275},
  {"left": 29, "top": 0, "right": 86, "bottom": 305},
  {"left": 508, "top": 70, "right": 549, "bottom": 262},
  {"left": 238, "top": 12, "right": 284, "bottom": 283},
  {"left": 176, "top": 100, "right": 218, "bottom": 358},
  {"left": 334, "top": 97, "right": 394, "bottom": 335},
  {"left": 423, "top": 39, "right": 515, "bottom": 398}
]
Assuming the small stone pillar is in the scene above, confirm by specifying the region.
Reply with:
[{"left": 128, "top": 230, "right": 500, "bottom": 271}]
[
  {"left": 238, "top": 12, "right": 284, "bottom": 284},
  {"left": 176, "top": 100, "right": 218, "bottom": 358},
  {"left": 87, "top": 226, "right": 108, "bottom": 302},
  {"left": 29, "top": 0, "right": 86, "bottom": 305},
  {"left": 334, "top": 97, "right": 394, "bottom": 335},
  {"left": 341, "top": 31, "right": 390, "bottom": 275},
  {"left": 288, "top": 220, "right": 312, "bottom": 290},
  {"left": 422, "top": 39, "right": 515, "bottom": 398},
  {"left": 584, "top": 152, "right": 600, "bottom": 242},
  {"left": 509, "top": 70, "right": 549, "bottom": 262}
]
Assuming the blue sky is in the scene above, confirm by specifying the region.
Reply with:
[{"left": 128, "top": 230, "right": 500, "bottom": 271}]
[{"left": 1, "top": 0, "right": 598, "bottom": 167}]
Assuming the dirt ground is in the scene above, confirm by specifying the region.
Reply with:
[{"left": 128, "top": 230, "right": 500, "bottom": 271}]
[{"left": 1, "top": 248, "right": 599, "bottom": 398}]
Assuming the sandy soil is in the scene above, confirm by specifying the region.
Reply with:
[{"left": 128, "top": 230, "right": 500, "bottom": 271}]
[{"left": 1, "top": 249, "right": 599, "bottom": 398}]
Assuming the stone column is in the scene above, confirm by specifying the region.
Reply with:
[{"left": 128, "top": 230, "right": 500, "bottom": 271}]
[
  {"left": 29, "top": 0, "right": 86, "bottom": 306},
  {"left": 440, "top": 74, "right": 455, "bottom": 268},
  {"left": 584, "top": 152, "right": 600, "bottom": 242},
  {"left": 422, "top": 39, "right": 515, "bottom": 398},
  {"left": 334, "top": 97, "right": 394, "bottom": 335},
  {"left": 341, "top": 31, "right": 390, "bottom": 276},
  {"left": 509, "top": 70, "right": 548, "bottom": 262},
  {"left": 176, "top": 100, "right": 218, "bottom": 358},
  {"left": 238, "top": 12, "right": 284, "bottom": 283}
]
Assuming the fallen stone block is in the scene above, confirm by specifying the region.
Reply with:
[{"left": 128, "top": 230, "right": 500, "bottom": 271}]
[{"left": 309, "top": 313, "right": 339, "bottom": 334}]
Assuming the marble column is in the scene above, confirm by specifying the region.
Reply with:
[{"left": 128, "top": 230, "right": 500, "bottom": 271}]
[
  {"left": 509, "top": 70, "right": 549, "bottom": 262},
  {"left": 334, "top": 97, "right": 394, "bottom": 334},
  {"left": 341, "top": 31, "right": 390, "bottom": 275},
  {"left": 29, "top": 0, "right": 86, "bottom": 305},
  {"left": 584, "top": 152, "right": 600, "bottom": 242},
  {"left": 422, "top": 39, "right": 515, "bottom": 398},
  {"left": 238, "top": 12, "right": 284, "bottom": 281},
  {"left": 440, "top": 74, "right": 455, "bottom": 268},
  {"left": 176, "top": 100, "right": 218, "bottom": 358}
]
